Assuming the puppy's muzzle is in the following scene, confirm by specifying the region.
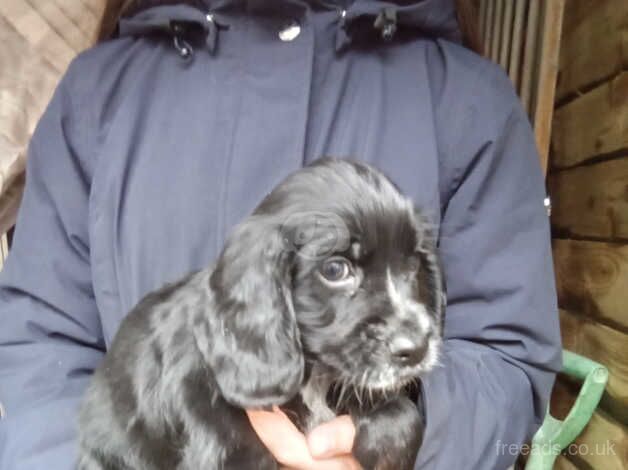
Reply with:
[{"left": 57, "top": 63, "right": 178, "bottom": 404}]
[{"left": 389, "top": 335, "right": 429, "bottom": 367}]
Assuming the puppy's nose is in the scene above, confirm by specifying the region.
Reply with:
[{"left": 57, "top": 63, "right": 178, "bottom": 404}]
[{"left": 389, "top": 336, "right": 428, "bottom": 366}]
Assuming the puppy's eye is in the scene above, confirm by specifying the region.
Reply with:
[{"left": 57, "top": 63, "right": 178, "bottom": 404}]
[{"left": 319, "top": 258, "right": 352, "bottom": 283}]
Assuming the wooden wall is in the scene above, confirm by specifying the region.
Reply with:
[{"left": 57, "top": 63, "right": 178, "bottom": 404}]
[
  {"left": 549, "top": 0, "right": 628, "bottom": 467},
  {"left": 478, "top": 0, "right": 565, "bottom": 173}
]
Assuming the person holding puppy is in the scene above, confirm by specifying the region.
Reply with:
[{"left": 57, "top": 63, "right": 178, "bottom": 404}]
[{"left": 0, "top": 0, "right": 561, "bottom": 469}]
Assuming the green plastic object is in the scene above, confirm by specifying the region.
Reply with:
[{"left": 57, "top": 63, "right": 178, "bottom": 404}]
[{"left": 524, "top": 350, "right": 609, "bottom": 470}]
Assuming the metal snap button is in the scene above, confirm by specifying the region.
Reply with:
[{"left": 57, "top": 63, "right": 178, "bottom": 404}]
[
  {"left": 279, "top": 20, "right": 301, "bottom": 42},
  {"left": 544, "top": 196, "right": 552, "bottom": 217}
]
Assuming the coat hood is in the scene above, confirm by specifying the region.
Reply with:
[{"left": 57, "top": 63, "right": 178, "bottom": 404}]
[{"left": 117, "top": 0, "right": 461, "bottom": 58}]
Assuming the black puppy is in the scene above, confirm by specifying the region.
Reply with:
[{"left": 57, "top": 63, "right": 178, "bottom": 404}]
[{"left": 78, "top": 158, "right": 445, "bottom": 470}]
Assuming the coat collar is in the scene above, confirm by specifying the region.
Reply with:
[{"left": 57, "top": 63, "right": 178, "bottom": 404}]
[{"left": 117, "top": 0, "right": 461, "bottom": 58}]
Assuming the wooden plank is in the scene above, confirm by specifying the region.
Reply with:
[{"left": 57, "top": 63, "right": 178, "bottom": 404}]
[
  {"left": 498, "top": 1, "right": 512, "bottom": 66},
  {"left": 54, "top": 0, "right": 101, "bottom": 41},
  {"left": 25, "top": 0, "right": 90, "bottom": 52},
  {"left": 479, "top": 0, "right": 488, "bottom": 46},
  {"left": 552, "top": 72, "right": 628, "bottom": 169},
  {"left": 519, "top": 0, "right": 540, "bottom": 115},
  {"left": 0, "top": 234, "right": 8, "bottom": 270},
  {"left": 484, "top": 0, "right": 495, "bottom": 59},
  {"left": 490, "top": 0, "right": 503, "bottom": 63},
  {"left": 557, "top": 0, "right": 628, "bottom": 101},
  {"left": 508, "top": 0, "right": 526, "bottom": 91},
  {"left": 559, "top": 310, "right": 628, "bottom": 425},
  {"left": 549, "top": 158, "right": 628, "bottom": 240},
  {"left": 0, "top": 171, "right": 25, "bottom": 236},
  {"left": 498, "top": 0, "right": 514, "bottom": 69},
  {"left": 553, "top": 456, "right": 579, "bottom": 470},
  {"left": 551, "top": 376, "right": 580, "bottom": 422},
  {"left": 571, "top": 412, "right": 628, "bottom": 469},
  {"left": 551, "top": 376, "right": 628, "bottom": 469},
  {"left": 553, "top": 239, "right": 628, "bottom": 332},
  {"left": 532, "top": 0, "right": 564, "bottom": 176},
  {"left": 79, "top": 0, "right": 104, "bottom": 18},
  {"left": 0, "top": 0, "right": 75, "bottom": 71}
]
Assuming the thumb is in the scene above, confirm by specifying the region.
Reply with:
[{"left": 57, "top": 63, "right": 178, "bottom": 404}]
[{"left": 307, "top": 415, "right": 356, "bottom": 459}]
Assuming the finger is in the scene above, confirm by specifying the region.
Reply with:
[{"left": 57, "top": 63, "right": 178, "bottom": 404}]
[
  {"left": 306, "top": 415, "right": 356, "bottom": 459},
  {"left": 281, "top": 454, "right": 362, "bottom": 470},
  {"left": 312, "top": 455, "right": 362, "bottom": 470},
  {"left": 246, "top": 407, "right": 314, "bottom": 468}
]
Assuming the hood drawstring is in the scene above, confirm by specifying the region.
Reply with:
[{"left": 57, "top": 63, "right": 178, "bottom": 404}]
[
  {"left": 171, "top": 13, "right": 224, "bottom": 61},
  {"left": 120, "top": 1, "right": 456, "bottom": 58},
  {"left": 171, "top": 22, "right": 194, "bottom": 60},
  {"left": 204, "top": 14, "right": 220, "bottom": 53},
  {"left": 335, "top": 6, "right": 399, "bottom": 52},
  {"left": 118, "top": 5, "right": 227, "bottom": 61},
  {"left": 335, "top": 9, "right": 351, "bottom": 51}
]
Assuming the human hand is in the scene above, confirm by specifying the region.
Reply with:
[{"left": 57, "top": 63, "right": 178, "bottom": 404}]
[{"left": 246, "top": 406, "right": 362, "bottom": 470}]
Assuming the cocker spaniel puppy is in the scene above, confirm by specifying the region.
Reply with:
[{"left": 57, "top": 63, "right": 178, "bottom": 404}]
[{"left": 78, "top": 158, "right": 445, "bottom": 470}]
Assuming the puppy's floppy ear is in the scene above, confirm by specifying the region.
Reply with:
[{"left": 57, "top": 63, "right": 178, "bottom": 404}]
[
  {"left": 415, "top": 211, "right": 447, "bottom": 330},
  {"left": 200, "top": 215, "right": 304, "bottom": 408}
]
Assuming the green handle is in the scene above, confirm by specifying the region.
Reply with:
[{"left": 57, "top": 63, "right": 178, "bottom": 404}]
[{"left": 524, "top": 350, "right": 608, "bottom": 470}]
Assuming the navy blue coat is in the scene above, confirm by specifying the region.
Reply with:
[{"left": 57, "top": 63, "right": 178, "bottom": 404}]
[{"left": 0, "top": 0, "right": 561, "bottom": 468}]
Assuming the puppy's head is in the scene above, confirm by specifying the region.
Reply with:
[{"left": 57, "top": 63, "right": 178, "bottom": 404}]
[{"left": 206, "top": 158, "right": 445, "bottom": 408}]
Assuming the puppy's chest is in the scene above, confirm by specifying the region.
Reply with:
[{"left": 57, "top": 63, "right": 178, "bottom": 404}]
[{"left": 289, "top": 376, "right": 337, "bottom": 432}]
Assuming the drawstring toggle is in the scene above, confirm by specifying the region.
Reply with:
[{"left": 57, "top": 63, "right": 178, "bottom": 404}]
[{"left": 374, "top": 8, "right": 397, "bottom": 41}]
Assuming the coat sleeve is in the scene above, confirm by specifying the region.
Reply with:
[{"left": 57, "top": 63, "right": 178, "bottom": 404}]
[
  {"left": 415, "top": 53, "right": 562, "bottom": 469},
  {"left": 0, "top": 63, "right": 104, "bottom": 470}
]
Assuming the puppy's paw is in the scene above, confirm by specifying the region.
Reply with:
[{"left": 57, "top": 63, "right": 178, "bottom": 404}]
[{"left": 351, "top": 397, "right": 424, "bottom": 470}]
